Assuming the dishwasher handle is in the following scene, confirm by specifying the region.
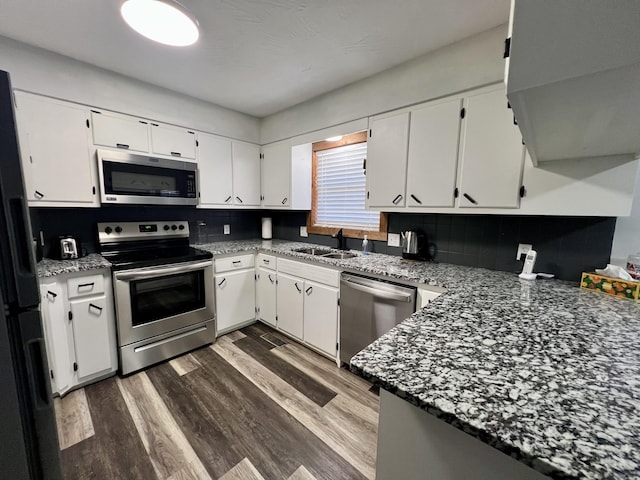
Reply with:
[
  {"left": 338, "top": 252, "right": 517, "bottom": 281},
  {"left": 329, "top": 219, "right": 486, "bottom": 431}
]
[{"left": 342, "top": 276, "right": 414, "bottom": 302}]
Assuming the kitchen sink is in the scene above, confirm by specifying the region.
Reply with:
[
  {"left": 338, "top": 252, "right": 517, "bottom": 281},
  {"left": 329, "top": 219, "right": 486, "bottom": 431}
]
[
  {"left": 322, "top": 252, "right": 357, "bottom": 259},
  {"left": 293, "top": 247, "right": 334, "bottom": 256}
]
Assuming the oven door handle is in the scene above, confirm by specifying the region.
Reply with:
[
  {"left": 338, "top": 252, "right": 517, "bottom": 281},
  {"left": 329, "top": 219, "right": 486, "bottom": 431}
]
[{"left": 115, "top": 260, "right": 212, "bottom": 281}]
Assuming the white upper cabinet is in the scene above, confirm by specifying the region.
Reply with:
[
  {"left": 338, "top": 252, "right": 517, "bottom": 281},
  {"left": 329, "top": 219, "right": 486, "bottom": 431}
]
[
  {"left": 457, "top": 88, "right": 525, "bottom": 208},
  {"left": 232, "top": 142, "right": 261, "bottom": 206},
  {"left": 91, "top": 110, "right": 149, "bottom": 153},
  {"left": 261, "top": 140, "right": 291, "bottom": 207},
  {"left": 366, "top": 112, "right": 410, "bottom": 208},
  {"left": 406, "top": 98, "right": 462, "bottom": 208},
  {"left": 198, "top": 133, "right": 261, "bottom": 208},
  {"left": 198, "top": 133, "right": 233, "bottom": 206},
  {"left": 150, "top": 123, "right": 196, "bottom": 160},
  {"left": 506, "top": 0, "right": 640, "bottom": 164},
  {"left": 14, "top": 92, "right": 97, "bottom": 207}
]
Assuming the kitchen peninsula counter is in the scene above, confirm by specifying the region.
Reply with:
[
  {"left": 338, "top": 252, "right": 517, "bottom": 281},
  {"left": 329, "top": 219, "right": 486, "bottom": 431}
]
[{"left": 198, "top": 239, "right": 640, "bottom": 479}]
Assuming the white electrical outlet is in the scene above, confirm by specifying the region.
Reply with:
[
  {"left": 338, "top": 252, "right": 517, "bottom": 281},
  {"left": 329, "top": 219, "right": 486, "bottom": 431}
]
[
  {"left": 223, "top": 224, "right": 230, "bottom": 235},
  {"left": 299, "top": 226, "right": 308, "bottom": 237},
  {"left": 516, "top": 243, "right": 532, "bottom": 260},
  {"left": 388, "top": 233, "right": 401, "bottom": 247}
]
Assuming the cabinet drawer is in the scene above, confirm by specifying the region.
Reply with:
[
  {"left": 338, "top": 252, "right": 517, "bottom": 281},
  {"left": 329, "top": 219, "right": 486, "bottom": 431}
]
[
  {"left": 215, "top": 254, "right": 255, "bottom": 273},
  {"left": 278, "top": 258, "right": 340, "bottom": 288},
  {"left": 257, "top": 253, "right": 276, "bottom": 270},
  {"left": 67, "top": 274, "right": 105, "bottom": 299}
]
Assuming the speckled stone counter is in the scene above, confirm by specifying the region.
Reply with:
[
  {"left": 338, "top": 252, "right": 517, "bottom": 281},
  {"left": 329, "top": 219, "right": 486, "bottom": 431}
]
[
  {"left": 197, "top": 239, "right": 640, "bottom": 479},
  {"left": 37, "top": 254, "right": 112, "bottom": 278}
]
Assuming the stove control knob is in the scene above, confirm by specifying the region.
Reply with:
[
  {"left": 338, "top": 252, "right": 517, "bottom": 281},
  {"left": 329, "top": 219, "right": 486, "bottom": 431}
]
[
  {"left": 171, "top": 225, "right": 177, "bottom": 231},
  {"left": 115, "top": 226, "right": 122, "bottom": 233},
  {"left": 178, "top": 225, "right": 185, "bottom": 230},
  {"left": 104, "top": 226, "right": 112, "bottom": 234},
  {"left": 163, "top": 225, "right": 170, "bottom": 231}
]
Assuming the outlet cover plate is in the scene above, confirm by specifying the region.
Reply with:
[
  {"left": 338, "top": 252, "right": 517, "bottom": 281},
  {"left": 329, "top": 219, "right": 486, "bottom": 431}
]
[
  {"left": 223, "top": 224, "right": 230, "bottom": 235},
  {"left": 388, "top": 233, "right": 400, "bottom": 247},
  {"left": 299, "top": 226, "right": 308, "bottom": 237}
]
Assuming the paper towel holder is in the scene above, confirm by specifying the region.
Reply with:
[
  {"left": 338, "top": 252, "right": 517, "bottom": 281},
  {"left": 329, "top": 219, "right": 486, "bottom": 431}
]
[{"left": 262, "top": 217, "right": 272, "bottom": 240}]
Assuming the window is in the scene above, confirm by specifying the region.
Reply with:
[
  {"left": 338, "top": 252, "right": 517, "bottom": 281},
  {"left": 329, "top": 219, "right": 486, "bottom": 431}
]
[{"left": 307, "top": 131, "right": 387, "bottom": 240}]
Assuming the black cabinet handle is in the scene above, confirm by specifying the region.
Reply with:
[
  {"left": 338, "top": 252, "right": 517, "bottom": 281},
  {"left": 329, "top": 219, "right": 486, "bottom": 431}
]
[
  {"left": 116, "top": 143, "right": 130, "bottom": 149},
  {"left": 236, "top": 196, "right": 243, "bottom": 203},
  {"left": 46, "top": 291, "right": 57, "bottom": 299},
  {"left": 392, "top": 194, "right": 403, "bottom": 205},
  {"left": 281, "top": 197, "right": 288, "bottom": 205},
  {"left": 305, "top": 286, "right": 313, "bottom": 295},
  {"left": 410, "top": 194, "right": 422, "bottom": 205},
  {"left": 295, "top": 282, "right": 301, "bottom": 293},
  {"left": 232, "top": 260, "right": 241, "bottom": 265},
  {"left": 463, "top": 193, "right": 478, "bottom": 205},
  {"left": 34, "top": 190, "right": 44, "bottom": 199},
  {"left": 170, "top": 151, "right": 182, "bottom": 157},
  {"left": 263, "top": 259, "right": 270, "bottom": 264},
  {"left": 225, "top": 196, "right": 232, "bottom": 203},
  {"left": 217, "top": 278, "right": 226, "bottom": 287},
  {"left": 151, "top": 123, "right": 159, "bottom": 127},
  {"left": 77, "top": 282, "right": 94, "bottom": 289},
  {"left": 268, "top": 274, "right": 275, "bottom": 284},
  {"left": 89, "top": 303, "right": 103, "bottom": 314}
]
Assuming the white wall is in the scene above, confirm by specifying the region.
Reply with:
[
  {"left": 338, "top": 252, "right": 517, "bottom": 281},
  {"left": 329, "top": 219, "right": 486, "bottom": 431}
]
[
  {"left": 611, "top": 163, "right": 640, "bottom": 266},
  {"left": 261, "top": 24, "right": 507, "bottom": 144},
  {"left": 0, "top": 36, "right": 261, "bottom": 143}
]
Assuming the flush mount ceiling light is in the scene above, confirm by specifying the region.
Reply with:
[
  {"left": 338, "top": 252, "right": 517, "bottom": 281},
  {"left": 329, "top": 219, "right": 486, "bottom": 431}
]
[
  {"left": 325, "top": 135, "right": 343, "bottom": 142},
  {"left": 120, "top": 0, "right": 199, "bottom": 47}
]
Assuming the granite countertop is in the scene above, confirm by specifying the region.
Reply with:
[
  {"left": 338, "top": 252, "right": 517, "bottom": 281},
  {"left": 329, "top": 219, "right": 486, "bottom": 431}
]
[
  {"left": 37, "top": 254, "right": 112, "bottom": 278},
  {"left": 198, "top": 239, "right": 640, "bottom": 480}
]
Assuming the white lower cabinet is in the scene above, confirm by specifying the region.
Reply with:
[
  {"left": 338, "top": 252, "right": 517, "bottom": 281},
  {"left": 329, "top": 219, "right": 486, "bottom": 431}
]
[
  {"left": 302, "top": 280, "right": 339, "bottom": 357},
  {"left": 274, "top": 258, "right": 340, "bottom": 360},
  {"left": 214, "top": 254, "right": 256, "bottom": 335},
  {"left": 39, "top": 269, "right": 117, "bottom": 396},
  {"left": 256, "top": 266, "right": 277, "bottom": 327},
  {"left": 275, "top": 272, "right": 304, "bottom": 340}
]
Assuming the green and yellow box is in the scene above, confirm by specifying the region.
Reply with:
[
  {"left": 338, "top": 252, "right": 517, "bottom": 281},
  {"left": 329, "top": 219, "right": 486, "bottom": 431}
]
[{"left": 580, "top": 272, "right": 640, "bottom": 301}]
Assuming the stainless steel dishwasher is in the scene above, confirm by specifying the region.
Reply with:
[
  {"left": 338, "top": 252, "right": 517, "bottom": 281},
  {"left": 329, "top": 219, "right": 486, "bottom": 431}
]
[{"left": 340, "top": 273, "right": 416, "bottom": 365}]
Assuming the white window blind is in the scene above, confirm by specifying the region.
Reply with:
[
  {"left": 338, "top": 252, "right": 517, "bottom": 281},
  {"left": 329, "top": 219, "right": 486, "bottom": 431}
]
[{"left": 315, "top": 142, "right": 379, "bottom": 230}]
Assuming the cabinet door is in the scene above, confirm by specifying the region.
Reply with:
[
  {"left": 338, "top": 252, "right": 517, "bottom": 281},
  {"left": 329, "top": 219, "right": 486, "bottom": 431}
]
[
  {"left": 458, "top": 89, "right": 525, "bottom": 208},
  {"left": 14, "top": 93, "right": 95, "bottom": 205},
  {"left": 366, "top": 113, "right": 409, "bottom": 208},
  {"left": 198, "top": 133, "right": 233, "bottom": 206},
  {"left": 261, "top": 141, "right": 291, "bottom": 207},
  {"left": 256, "top": 267, "right": 277, "bottom": 327},
  {"left": 303, "top": 281, "right": 338, "bottom": 357},
  {"left": 150, "top": 123, "right": 196, "bottom": 160},
  {"left": 407, "top": 99, "right": 462, "bottom": 207},
  {"left": 39, "top": 283, "right": 74, "bottom": 395},
  {"left": 232, "top": 142, "right": 261, "bottom": 206},
  {"left": 70, "top": 297, "right": 112, "bottom": 380},
  {"left": 276, "top": 272, "right": 303, "bottom": 339},
  {"left": 215, "top": 269, "right": 256, "bottom": 334},
  {"left": 91, "top": 111, "right": 149, "bottom": 152}
]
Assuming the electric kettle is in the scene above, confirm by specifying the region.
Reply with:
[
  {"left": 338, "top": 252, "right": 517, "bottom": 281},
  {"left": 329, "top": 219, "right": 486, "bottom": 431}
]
[{"left": 401, "top": 230, "right": 428, "bottom": 260}]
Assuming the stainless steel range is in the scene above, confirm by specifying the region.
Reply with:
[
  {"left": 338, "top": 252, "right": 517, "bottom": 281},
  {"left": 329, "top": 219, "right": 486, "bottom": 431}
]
[{"left": 98, "top": 221, "right": 215, "bottom": 375}]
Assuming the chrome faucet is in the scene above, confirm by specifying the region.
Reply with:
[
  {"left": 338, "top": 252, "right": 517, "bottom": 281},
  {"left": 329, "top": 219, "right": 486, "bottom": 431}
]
[{"left": 332, "top": 228, "right": 345, "bottom": 250}]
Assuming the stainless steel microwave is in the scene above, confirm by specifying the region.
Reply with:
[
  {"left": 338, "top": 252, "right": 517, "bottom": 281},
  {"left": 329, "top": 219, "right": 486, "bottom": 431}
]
[{"left": 97, "top": 149, "right": 198, "bottom": 206}]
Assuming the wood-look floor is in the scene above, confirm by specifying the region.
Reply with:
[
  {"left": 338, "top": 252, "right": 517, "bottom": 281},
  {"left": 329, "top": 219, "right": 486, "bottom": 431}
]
[{"left": 55, "top": 323, "right": 380, "bottom": 480}]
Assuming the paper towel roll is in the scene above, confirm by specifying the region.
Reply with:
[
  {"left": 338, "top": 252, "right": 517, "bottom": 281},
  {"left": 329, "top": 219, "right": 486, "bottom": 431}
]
[{"left": 262, "top": 217, "right": 272, "bottom": 239}]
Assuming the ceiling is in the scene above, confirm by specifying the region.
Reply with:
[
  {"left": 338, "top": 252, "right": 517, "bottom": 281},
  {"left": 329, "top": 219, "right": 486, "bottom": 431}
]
[{"left": 0, "top": 0, "right": 509, "bottom": 117}]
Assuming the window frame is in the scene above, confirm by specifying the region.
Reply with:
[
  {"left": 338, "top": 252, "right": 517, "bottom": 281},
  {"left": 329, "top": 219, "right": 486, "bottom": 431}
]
[{"left": 306, "top": 131, "right": 388, "bottom": 241}]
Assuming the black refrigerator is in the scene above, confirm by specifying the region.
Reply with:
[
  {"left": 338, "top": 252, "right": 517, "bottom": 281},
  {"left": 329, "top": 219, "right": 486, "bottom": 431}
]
[{"left": 0, "top": 69, "right": 62, "bottom": 478}]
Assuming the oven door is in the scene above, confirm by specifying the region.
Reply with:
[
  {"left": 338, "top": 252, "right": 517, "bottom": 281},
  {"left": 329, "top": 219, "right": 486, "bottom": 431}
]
[
  {"left": 113, "top": 260, "right": 214, "bottom": 346},
  {"left": 98, "top": 149, "right": 198, "bottom": 205}
]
